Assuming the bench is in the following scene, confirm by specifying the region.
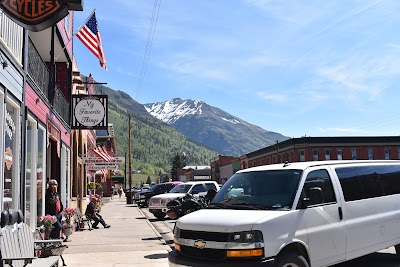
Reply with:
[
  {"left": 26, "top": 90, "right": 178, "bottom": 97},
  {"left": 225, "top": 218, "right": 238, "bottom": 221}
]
[
  {"left": 34, "top": 227, "right": 67, "bottom": 266},
  {"left": 74, "top": 207, "right": 92, "bottom": 231},
  {"left": 0, "top": 209, "right": 62, "bottom": 267}
]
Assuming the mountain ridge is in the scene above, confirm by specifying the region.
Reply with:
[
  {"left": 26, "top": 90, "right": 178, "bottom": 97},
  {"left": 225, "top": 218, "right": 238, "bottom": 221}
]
[{"left": 144, "top": 98, "right": 289, "bottom": 156}]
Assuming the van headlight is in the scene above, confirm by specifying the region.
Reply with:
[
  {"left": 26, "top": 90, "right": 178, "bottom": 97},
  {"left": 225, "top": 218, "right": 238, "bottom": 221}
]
[
  {"left": 228, "top": 230, "right": 263, "bottom": 243},
  {"left": 227, "top": 230, "right": 264, "bottom": 258}
]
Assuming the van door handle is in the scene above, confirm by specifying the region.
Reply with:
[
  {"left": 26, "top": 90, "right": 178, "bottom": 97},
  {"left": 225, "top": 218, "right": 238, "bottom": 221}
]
[{"left": 338, "top": 207, "right": 343, "bottom": 220}]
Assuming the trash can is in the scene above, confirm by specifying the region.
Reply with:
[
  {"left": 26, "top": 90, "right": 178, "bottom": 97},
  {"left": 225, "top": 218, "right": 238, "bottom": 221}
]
[{"left": 126, "top": 190, "right": 133, "bottom": 204}]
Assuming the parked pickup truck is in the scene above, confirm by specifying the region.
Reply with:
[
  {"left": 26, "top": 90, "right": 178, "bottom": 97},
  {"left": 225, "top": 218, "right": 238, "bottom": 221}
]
[
  {"left": 135, "top": 181, "right": 182, "bottom": 208},
  {"left": 148, "top": 181, "right": 220, "bottom": 219}
]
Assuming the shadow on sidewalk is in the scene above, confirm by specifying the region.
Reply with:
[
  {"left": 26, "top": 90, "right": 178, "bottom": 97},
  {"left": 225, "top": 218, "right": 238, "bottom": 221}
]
[{"left": 145, "top": 253, "right": 168, "bottom": 260}]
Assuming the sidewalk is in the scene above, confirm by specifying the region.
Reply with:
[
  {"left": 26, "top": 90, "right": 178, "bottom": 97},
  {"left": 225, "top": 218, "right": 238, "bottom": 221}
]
[{"left": 61, "top": 194, "right": 171, "bottom": 266}]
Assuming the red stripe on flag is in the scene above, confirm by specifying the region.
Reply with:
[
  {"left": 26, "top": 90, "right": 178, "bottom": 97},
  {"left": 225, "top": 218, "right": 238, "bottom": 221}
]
[{"left": 76, "top": 11, "right": 107, "bottom": 70}]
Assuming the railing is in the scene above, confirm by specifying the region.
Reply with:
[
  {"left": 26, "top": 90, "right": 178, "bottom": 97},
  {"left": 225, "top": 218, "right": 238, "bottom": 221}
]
[
  {"left": 53, "top": 87, "right": 70, "bottom": 123},
  {"left": 28, "top": 38, "right": 70, "bottom": 124}
]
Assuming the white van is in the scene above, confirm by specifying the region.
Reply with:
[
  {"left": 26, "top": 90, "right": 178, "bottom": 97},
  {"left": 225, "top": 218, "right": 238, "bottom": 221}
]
[{"left": 169, "top": 160, "right": 400, "bottom": 267}]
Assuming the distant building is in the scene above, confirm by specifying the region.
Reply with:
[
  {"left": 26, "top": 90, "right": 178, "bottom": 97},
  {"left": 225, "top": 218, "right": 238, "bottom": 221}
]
[
  {"left": 182, "top": 166, "right": 211, "bottom": 181},
  {"left": 245, "top": 136, "right": 400, "bottom": 168},
  {"left": 210, "top": 156, "right": 236, "bottom": 183}
]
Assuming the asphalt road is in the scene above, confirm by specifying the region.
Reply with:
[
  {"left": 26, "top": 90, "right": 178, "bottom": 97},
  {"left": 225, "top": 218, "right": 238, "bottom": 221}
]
[{"left": 140, "top": 207, "right": 400, "bottom": 267}]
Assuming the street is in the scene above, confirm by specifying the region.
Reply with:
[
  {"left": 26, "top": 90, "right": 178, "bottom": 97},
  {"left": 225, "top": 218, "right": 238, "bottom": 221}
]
[{"left": 140, "top": 207, "right": 400, "bottom": 267}]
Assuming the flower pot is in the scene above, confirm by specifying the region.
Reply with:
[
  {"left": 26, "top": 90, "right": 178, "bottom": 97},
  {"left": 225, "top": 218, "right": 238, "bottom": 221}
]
[{"left": 62, "top": 226, "right": 73, "bottom": 238}]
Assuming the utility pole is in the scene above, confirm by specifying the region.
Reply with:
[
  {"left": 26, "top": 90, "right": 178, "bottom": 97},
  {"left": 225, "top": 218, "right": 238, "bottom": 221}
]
[
  {"left": 127, "top": 114, "right": 133, "bottom": 204},
  {"left": 124, "top": 151, "right": 127, "bottom": 189}
]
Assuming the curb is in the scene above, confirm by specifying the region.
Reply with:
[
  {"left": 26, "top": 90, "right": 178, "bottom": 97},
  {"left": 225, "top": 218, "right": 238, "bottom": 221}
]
[{"left": 137, "top": 206, "right": 172, "bottom": 252}]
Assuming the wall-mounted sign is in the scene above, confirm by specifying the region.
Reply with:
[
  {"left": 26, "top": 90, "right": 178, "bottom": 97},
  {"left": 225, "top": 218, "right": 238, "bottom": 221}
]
[
  {"left": 0, "top": 0, "right": 83, "bottom": 31},
  {"left": 71, "top": 95, "right": 108, "bottom": 130}
]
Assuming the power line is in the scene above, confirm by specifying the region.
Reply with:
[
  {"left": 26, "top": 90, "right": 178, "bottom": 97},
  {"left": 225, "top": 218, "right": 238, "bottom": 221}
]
[{"left": 136, "top": 0, "right": 161, "bottom": 100}]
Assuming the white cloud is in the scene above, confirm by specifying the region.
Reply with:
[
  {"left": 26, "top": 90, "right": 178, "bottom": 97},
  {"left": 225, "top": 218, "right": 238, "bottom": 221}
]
[{"left": 256, "top": 92, "right": 286, "bottom": 103}]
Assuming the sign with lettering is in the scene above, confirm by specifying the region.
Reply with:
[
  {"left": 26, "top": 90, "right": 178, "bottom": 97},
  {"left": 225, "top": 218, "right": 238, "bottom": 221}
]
[
  {"left": 0, "top": 0, "right": 83, "bottom": 32},
  {"left": 71, "top": 95, "right": 108, "bottom": 129},
  {"left": 83, "top": 157, "right": 125, "bottom": 164},
  {"left": 86, "top": 165, "right": 118, "bottom": 171}
]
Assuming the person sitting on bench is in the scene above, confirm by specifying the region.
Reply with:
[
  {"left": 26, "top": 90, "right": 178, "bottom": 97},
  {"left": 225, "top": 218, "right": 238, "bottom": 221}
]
[{"left": 85, "top": 196, "right": 110, "bottom": 229}]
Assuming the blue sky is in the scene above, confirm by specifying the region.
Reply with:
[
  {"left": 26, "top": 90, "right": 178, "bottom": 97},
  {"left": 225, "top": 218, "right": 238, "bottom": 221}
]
[{"left": 73, "top": 0, "right": 400, "bottom": 138}]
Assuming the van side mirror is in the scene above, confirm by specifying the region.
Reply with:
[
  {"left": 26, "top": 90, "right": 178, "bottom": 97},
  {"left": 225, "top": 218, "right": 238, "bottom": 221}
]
[{"left": 300, "top": 187, "right": 324, "bottom": 209}]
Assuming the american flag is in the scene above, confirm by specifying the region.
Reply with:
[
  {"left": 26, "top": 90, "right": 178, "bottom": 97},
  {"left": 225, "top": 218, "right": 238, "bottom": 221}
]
[{"left": 76, "top": 11, "right": 107, "bottom": 70}]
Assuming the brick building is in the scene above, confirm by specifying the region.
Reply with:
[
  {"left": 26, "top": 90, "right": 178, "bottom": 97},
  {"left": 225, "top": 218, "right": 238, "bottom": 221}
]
[{"left": 245, "top": 136, "right": 400, "bottom": 169}]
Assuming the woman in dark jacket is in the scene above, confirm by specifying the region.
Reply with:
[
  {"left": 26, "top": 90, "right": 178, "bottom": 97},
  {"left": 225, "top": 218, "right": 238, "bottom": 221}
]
[{"left": 45, "top": 179, "right": 63, "bottom": 239}]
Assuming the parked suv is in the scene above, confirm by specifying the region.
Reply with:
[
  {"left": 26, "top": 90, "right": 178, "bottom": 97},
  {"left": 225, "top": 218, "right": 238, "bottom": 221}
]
[
  {"left": 136, "top": 181, "right": 182, "bottom": 208},
  {"left": 148, "top": 181, "right": 220, "bottom": 219}
]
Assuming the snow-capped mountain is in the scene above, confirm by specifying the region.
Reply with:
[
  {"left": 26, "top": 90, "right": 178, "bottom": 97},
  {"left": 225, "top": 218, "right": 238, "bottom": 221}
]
[{"left": 145, "top": 98, "right": 289, "bottom": 156}]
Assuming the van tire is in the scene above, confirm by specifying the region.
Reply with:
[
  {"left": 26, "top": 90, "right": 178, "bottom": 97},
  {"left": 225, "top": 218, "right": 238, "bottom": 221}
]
[
  {"left": 276, "top": 252, "right": 309, "bottom": 267},
  {"left": 395, "top": 244, "right": 400, "bottom": 255},
  {"left": 155, "top": 214, "right": 165, "bottom": 220}
]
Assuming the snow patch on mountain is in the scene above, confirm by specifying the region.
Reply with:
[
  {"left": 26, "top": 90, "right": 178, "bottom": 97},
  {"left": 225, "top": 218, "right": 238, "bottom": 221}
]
[
  {"left": 144, "top": 99, "right": 203, "bottom": 124},
  {"left": 220, "top": 117, "right": 249, "bottom": 126}
]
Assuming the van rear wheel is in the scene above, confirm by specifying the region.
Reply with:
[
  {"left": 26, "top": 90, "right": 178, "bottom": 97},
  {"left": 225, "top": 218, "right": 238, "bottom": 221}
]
[{"left": 276, "top": 252, "right": 309, "bottom": 267}]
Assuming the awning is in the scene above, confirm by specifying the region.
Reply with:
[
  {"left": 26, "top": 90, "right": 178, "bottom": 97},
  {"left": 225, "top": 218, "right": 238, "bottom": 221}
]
[
  {"left": 93, "top": 146, "right": 112, "bottom": 162},
  {"left": 93, "top": 146, "right": 112, "bottom": 180}
]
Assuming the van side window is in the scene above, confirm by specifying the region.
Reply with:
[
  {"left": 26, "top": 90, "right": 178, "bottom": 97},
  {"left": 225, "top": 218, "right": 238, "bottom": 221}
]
[
  {"left": 303, "top": 169, "right": 336, "bottom": 206},
  {"left": 354, "top": 166, "right": 383, "bottom": 198},
  {"left": 375, "top": 165, "right": 400, "bottom": 195},
  {"left": 336, "top": 167, "right": 363, "bottom": 201}
]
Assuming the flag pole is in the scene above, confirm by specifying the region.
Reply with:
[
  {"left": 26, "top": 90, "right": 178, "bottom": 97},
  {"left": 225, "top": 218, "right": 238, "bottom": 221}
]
[{"left": 55, "top": 9, "right": 96, "bottom": 61}]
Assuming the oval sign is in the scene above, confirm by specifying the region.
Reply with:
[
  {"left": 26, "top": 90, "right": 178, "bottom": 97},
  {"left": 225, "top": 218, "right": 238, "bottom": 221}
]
[
  {"left": 74, "top": 98, "right": 105, "bottom": 127},
  {"left": 0, "top": 0, "right": 69, "bottom": 31}
]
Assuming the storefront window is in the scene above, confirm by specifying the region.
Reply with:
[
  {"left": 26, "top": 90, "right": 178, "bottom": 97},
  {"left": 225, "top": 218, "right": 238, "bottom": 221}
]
[
  {"left": 37, "top": 126, "right": 45, "bottom": 217},
  {"left": 4, "top": 101, "right": 19, "bottom": 210},
  {"left": 25, "top": 120, "right": 33, "bottom": 225}
]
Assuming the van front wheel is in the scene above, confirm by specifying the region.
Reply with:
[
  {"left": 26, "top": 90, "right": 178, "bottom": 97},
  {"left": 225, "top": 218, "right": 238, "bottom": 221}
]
[
  {"left": 395, "top": 244, "right": 400, "bottom": 256},
  {"left": 276, "top": 252, "right": 309, "bottom": 267}
]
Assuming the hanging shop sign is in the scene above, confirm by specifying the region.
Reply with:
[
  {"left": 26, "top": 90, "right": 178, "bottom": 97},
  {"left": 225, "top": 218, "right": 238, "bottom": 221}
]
[
  {"left": 71, "top": 95, "right": 108, "bottom": 130},
  {"left": 0, "top": 0, "right": 83, "bottom": 31}
]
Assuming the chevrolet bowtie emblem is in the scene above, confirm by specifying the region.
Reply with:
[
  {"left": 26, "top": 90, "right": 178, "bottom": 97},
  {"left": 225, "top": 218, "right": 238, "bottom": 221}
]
[{"left": 194, "top": 240, "right": 206, "bottom": 249}]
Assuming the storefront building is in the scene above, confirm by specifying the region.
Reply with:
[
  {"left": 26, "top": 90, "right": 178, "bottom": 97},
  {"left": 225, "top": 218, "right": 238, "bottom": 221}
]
[
  {"left": 0, "top": 1, "right": 83, "bottom": 230},
  {"left": 0, "top": 9, "right": 24, "bottom": 214}
]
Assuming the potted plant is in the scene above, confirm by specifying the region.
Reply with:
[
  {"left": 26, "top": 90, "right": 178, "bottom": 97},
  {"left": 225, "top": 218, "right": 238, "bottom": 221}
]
[
  {"left": 87, "top": 182, "right": 102, "bottom": 190},
  {"left": 62, "top": 208, "right": 76, "bottom": 240},
  {"left": 37, "top": 215, "right": 57, "bottom": 240}
]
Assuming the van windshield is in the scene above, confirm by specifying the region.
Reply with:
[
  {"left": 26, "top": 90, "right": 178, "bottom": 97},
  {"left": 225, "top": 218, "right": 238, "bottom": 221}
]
[{"left": 210, "top": 170, "right": 302, "bottom": 210}]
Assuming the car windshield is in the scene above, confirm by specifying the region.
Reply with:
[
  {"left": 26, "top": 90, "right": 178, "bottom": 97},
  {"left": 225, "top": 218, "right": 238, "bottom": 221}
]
[
  {"left": 149, "top": 184, "right": 160, "bottom": 191},
  {"left": 210, "top": 170, "right": 303, "bottom": 210},
  {"left": 169, "top": 184, "right": 192, "bottom": 193}
]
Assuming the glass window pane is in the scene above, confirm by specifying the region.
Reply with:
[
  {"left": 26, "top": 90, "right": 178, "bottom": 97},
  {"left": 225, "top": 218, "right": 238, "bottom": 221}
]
[
  {"left": 352, "top": 148, "right": 358, "bottom": 160},
  {"left": 37, "top": 127, "right": 45, "bottom": 217},
  {"left": 336, "top": 167, "right": 364, "bottom": 201},
  {"left": 25, "top": 121, "right": 33, "bottom": 225},
  {"left": 325, "top": 150, "right": 330, "bottom": 160},
  {"left": 4, "top": 102, "right": 17, "bottom": 210},
  {"left": 303, "top": 169, "right": 336, "bottom": 205},
  {"left": 385, "top": 149, "right": 390, "bottom": 160},
  {"left": 368, "top": 148, "right": 374, "bottom": 160},
  {"left": 337, "top": 149, "right": 342, "bottom": 160}
]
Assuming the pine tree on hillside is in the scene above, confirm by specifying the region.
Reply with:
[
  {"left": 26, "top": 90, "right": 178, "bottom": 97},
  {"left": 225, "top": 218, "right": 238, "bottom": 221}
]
[{"left": 171, "top": 154, "right": 182, "bottom": 181}]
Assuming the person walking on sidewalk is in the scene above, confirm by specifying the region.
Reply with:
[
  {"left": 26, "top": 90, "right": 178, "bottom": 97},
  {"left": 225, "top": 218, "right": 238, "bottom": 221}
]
[
  {"left": 111, "top": 184, "right": 115, "bottom": 199},
  {"left": 118, "top": 187, "right": 123, "bottom": 198},
  {"left": 85, "top": 196, "right": 111, "bottom": 229}
]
